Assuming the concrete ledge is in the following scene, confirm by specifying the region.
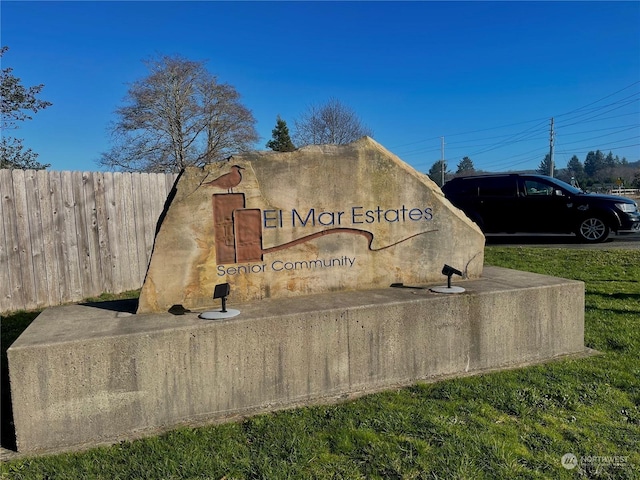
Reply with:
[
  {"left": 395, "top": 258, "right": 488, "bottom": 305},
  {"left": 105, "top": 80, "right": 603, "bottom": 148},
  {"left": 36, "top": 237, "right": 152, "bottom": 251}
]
[{"left": 8, "top": 266, "right": 585, "bottom": 454}]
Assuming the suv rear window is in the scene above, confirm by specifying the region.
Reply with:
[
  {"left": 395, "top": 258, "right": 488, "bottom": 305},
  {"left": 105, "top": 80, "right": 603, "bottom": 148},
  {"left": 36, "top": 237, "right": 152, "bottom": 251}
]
[
  {"left": 445, "top": 176, "right": 518, "bottom": 198},
  {"left": 477, "top": 177, "right": 517, "bottom": 197}
]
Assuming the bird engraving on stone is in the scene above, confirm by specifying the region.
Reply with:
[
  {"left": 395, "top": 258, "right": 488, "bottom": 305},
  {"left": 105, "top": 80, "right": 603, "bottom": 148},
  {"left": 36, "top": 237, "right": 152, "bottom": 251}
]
[{"left": 203, "top": 165, "right": 245, "bottom": 192}]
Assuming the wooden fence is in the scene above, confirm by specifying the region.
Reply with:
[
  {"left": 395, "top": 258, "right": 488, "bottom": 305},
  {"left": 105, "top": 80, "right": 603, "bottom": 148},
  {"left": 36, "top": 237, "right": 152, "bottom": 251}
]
[
  {"left": 1, "top": 169, "right": 178, "bottom": 314},
  {"left": 609, "top": 187, "right": 639, "bottom": 196}
]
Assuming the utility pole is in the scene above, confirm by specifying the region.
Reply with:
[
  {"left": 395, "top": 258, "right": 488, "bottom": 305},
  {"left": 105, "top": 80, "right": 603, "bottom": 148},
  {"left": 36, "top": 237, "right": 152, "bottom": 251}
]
[
  {"left": 440, "top": 136, "right": 445, "bottom": 186},
  {"left": 549, "top": 117, "right": 555, "bottom": 178}
]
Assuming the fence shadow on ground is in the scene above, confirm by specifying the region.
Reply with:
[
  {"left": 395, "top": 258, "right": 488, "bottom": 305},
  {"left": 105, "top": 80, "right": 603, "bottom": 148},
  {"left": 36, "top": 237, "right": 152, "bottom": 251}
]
[{"left": 79, "top": 298, "right": 139, "bottom": 313}]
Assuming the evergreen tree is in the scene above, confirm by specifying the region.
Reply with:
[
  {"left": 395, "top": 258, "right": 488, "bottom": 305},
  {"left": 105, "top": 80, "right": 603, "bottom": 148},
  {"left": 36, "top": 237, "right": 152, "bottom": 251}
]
[
  {"left": 584, "top": 150, "right": 605, "bottom": 178},
  {"left": 566, "top": 155, "right": 585, "bottom": 186},
  {"left": 428, "top": 160, "right": 449, "bottom": 187},
  {"left": 537, "top": 154, "right": 555, "bottom": 176},
  {"left": 601, "top": 151, "right": 618, "bottom": 183},
  {"left": 604, "top": 151, "right": 616, "bottom": 168},
  {"left": 456, "top": 156, "right": 475, "bottom": 174},
  {"left": 266, "top": 115, "right": 296, "bottom": 152}
]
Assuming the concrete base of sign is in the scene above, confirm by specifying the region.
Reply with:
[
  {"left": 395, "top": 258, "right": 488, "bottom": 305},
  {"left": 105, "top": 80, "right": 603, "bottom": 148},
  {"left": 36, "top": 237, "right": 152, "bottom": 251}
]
[
  {"left": 7, "top": 266, "right": 586, "bottom": 455},
  {"left": 198, "top": 309, "right": 241, "bottom": 320},
  {"left": 430, "top": 286, "right": 466, "bottom": 294}
]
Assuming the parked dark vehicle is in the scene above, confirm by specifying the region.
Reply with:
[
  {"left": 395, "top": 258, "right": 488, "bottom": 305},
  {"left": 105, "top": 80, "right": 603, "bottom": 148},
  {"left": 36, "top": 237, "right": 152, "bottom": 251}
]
[{"left": 441, "top": 174, "right": 640, "bottom": 243}]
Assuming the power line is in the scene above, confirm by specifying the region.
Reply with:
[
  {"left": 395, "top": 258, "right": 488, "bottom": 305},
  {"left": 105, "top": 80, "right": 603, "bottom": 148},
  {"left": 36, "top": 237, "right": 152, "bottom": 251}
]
[
  {"left": 554, "top": 80, "right": 640, "bottom": 119},
  {"left": 395, "top": 81, "right": 639, "bottom": 172}
]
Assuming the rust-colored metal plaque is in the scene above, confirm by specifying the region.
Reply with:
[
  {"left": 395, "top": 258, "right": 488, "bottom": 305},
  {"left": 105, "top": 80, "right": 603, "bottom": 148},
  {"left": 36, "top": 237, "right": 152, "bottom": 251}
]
[
  {"left": 213, "top": 193, "right": 245, "bottom": 263},
  {"left": 234, "top": 208, "right": 263, "bottom": 262}
]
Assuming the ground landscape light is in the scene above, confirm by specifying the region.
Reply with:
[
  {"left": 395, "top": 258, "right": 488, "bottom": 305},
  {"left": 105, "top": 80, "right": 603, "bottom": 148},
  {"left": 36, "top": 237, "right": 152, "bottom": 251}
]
[
  {"left": 430, "top": 264, "right": 466, "bottom": 294},
  {"left": 199, "top": 282, "right": 241, "bottom": 319}
]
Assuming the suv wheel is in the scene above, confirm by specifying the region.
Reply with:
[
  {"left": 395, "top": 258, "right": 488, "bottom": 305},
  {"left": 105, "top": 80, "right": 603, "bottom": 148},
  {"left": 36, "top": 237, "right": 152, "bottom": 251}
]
[{"left": 577, "top": 217, "right": 610, "bottom": 243}]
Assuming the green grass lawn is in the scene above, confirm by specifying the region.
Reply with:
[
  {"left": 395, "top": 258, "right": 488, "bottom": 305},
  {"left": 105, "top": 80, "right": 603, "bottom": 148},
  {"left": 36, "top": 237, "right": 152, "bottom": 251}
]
[{"left": 1, "top": 248, "right": 639, "bottom": 479}]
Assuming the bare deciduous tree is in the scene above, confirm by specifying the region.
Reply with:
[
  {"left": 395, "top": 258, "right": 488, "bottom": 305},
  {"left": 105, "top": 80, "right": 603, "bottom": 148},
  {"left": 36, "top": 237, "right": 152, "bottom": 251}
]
[
  {"left": 100, "top": 55, "right": 259, "bottom": 173},
  {"left": 292, "top": 97, "right": 373, "bottom": 147}
]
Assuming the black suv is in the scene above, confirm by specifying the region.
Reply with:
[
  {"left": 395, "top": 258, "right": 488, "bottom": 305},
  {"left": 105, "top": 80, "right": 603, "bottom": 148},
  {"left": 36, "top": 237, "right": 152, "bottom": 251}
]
[{"left": 442, "top": 174, "right": 640, "bottom": 243}]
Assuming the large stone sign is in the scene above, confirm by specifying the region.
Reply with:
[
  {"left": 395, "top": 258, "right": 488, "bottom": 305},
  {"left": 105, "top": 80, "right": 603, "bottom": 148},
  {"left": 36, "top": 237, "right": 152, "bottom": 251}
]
[
  {"left": 138, "top": 137, "right": 484, "bottom": 313},
  {"left": 9, "top": 140, "right": 588, "bottom": 455}
]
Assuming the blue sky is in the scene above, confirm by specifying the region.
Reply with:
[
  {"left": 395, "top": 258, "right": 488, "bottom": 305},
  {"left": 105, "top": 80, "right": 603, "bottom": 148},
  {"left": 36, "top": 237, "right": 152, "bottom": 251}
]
[{"left": 2, "top": 1, "right": 639, "bottom": 174}]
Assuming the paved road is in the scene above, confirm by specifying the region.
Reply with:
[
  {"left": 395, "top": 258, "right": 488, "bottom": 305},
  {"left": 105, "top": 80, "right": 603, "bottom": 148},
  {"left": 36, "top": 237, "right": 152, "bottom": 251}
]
[{"left": 485, "top": 232, "right": 640, "bottom": 249}]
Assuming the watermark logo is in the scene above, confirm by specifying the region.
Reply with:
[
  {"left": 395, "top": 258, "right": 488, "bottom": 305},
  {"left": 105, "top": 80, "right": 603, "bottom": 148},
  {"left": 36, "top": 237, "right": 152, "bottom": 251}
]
[
  {"left": 561, "top": 453, "right": 578, "bottom": 470},
  {"left": 561, "top": 453, "right": 630, "bottom": 473}
]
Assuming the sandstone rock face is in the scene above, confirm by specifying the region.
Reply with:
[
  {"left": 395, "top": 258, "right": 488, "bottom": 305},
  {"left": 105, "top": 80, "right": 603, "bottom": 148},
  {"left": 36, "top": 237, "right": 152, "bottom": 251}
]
[{"left": 137, "top": 137, "right": 484, "bottom": 313}]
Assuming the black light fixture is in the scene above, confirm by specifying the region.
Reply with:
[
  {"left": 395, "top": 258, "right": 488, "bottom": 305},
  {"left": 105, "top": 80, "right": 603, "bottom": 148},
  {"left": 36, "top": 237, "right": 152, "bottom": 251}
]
[
  {"left": 441, "top": 264, "right": 462, "bottom": 289},
  {"left": 213, "top": 282, "right": 231, "bottom": 312},
  {"left": 199, "top": 282, "right": 241, "bottom": 319},
  {"left": 430, "top": 264, "right": 466, "bottom": 294}
]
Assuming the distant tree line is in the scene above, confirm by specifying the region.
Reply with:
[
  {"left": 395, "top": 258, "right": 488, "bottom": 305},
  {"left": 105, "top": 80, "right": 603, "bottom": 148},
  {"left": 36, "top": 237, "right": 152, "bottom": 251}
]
[
  {"left": 429, "top": 152, "right": 640, "bottom": 189},
  {"left": 555, "top": 151, "right": 639, "bottom": 189}
]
